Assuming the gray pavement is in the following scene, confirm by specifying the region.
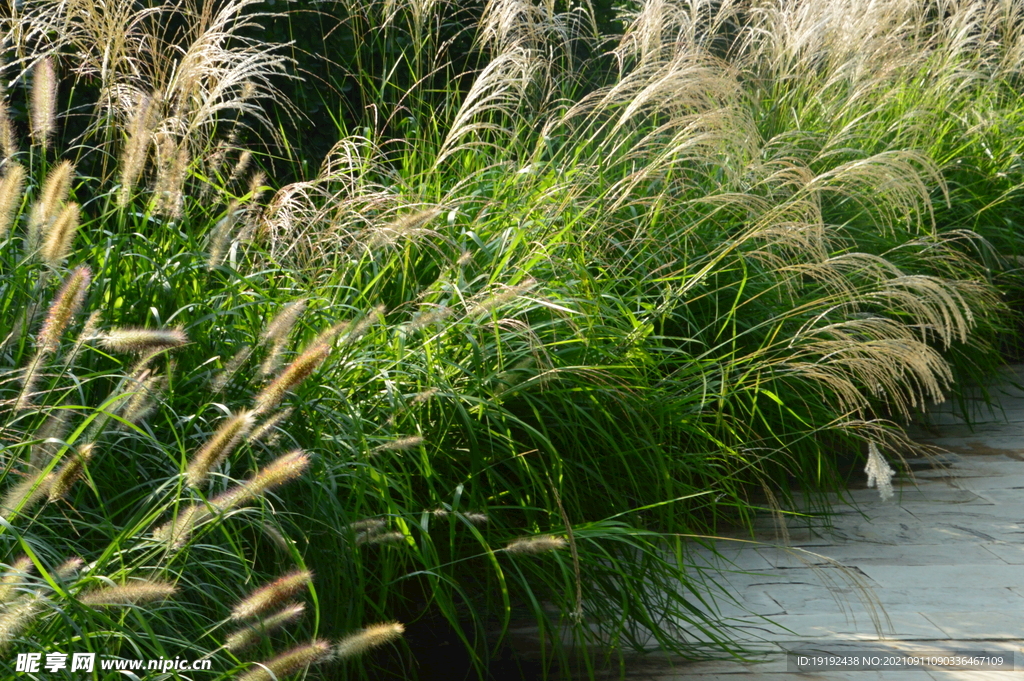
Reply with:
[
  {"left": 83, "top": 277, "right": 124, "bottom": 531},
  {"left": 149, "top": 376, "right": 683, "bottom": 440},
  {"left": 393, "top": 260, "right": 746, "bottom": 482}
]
[{"left": 645, "top": 365, "right": 1024, "bottom": 679}]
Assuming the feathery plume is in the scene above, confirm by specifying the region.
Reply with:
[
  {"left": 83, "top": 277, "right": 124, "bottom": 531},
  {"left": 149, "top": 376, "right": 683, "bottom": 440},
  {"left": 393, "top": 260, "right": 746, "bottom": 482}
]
[
  {"left": 0, "top": 595, "right": 41, "bottom": 650},
  {"left": 358, "top": 531, "right": 406, "bottom": 546},
  {"left": 0, "top": 163, "right": 25, "bottom": 240},
  {"left": 230, "top": 570, "right": 312, "bottom": 621},
  {"left": 247, "top": 408, "right": 291, "bottom": 445},
  {"left": 79, "top": 580, "right": 176, "bottom": 606},
  {"left": 235, "top": 640, "right": 331, "bottom": 681},
  {"left": 334, "top": 622, "right": 405, "bottom": 659},
  {"left": 252, "top": 340, "right": 333, "bottom": 414},
  {"left": 30, "top": 58, "right": 57, "bottom": 149},
  {"left": 48, "top": 443, "right": 93, "bottom": 501},
  {"left": 505, "top": 535, "right": 567, "bottom": 554},
  {"left": 40, "top": 201, "right": 80, "bottom": 266},
  {"left": 229, "top": 151, "right": 252, "bottom": 185},
  {"left": 100, "top": 327, "right": 188, "bottom": 353},
  {"left": 55, "top": 557, "right": 83, "bottom": 579},
  {"left": 1, "top": 472, "right": 53, "bottom": 518},
  {"left": 156, "top": 451, "right": 310, "bottom": 547},
  {"left": 224, "top": 602, "right": 305, "bottom": 652},
  {"left": 208, "top": 201, "right": 240, "bottom": 270},
  {"left": 36, "top": 265, "right": 90, "bottom": 355},
  {"left": 120, "top": 372, "right": 165, "bottom": 426},
  {"left": 26, "top": 160, "right": 74, "bottom": 252},
  {"left": 371, "top": 436, "right": 424, "bottom": 454},
  {"left": 0, "top": 557, "right": 34, "bottom": 605},
  {"left": 215, "top": 450, "right": 311, "bottom": 507},
  {"left": 152, "top": 503, "right": 206, "bottom": 548},
  {"left": 185, "top": 411, "right": 255, "bottom": 487},
  {"left": 262, "top": 299, "right": 307, "bottom": 345},
  {"left": 0, "top": 88, "right": 17, "bottom": 160}
]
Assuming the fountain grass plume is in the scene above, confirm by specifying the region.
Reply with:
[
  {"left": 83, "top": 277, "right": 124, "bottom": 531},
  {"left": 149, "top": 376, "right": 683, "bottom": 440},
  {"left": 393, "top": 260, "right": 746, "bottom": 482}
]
[
  {"left": 0, "top": 163, "right": 25, "bottom": 239},
  {"left": 235, "top": 640, "right": 331, "bottom": 681},
  {"left": 30, "top": 57, "right": 57, "bottom": 149},
  {"left": 334, "top": 622, "right": 405, "bottom": 659},
  {"left": 26, "top": 160, "right": 74, "bottom": 252},
  {"left": 230, "top": 569, "right": 312, "bottom": 621},
  {"left": 78, "top": 580, "right": 176, "bottom": 606},
  {"left": 100, "top": 327, "right": 188, "bottom": 353},
  {"left": 40, "top": 202, "right": 80, "bottom": 266},
  {"left": 185, "top": 410, "right": 256, "bottom": 487},
  {"left": 224, "top": 602, "right": 306, "bottom": 651}
]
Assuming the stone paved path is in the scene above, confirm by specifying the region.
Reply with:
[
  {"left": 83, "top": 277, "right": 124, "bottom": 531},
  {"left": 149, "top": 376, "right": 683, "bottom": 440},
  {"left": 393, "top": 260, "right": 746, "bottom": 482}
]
[{"left": 638, "top": 365, "right": 1024, "bottom": 679}]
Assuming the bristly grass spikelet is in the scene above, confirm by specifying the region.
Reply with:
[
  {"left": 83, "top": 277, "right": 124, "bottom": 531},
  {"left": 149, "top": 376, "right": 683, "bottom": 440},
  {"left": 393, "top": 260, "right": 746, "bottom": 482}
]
[
  {"left": 371, "top": 435, "right": 424, "bottom": 455},
  {"left": 48, "top": 443, "right": 93, "bottom": 502},
  {"left": 334, "top": 622, "right": 405, "bottom": 659},
  {"left": 235, "top": 640, "right": 331, "bottom": 681},
  {"left": 0, "top": 595, "right": 41, "bottom": 650},
  {"left": 40, "top": 201, "right": 80, "bottom": 266},
  {"left": 230, "top": 569, "right": 312, "bottom": 621},
  {"left": 0, "top": 557, "right": 34, "bottom": 605},
  {"left": 30, "top": 57, "right": 57, "bottom": 149},
  {"left": 252, "top": 336, "right": 335, "bottom": 414},
  {"left": 1, "top": 472, "right": 54, "bottom": 519},
  {"left": 224, "top": 602, "right": 305, "bottom": 652},
  {"left": 78, "top": 581, "right": 177, "bottom": 606},
  {"left": 0, "top": 87, "right": 17, "bottom": 160},
  {"left": 184, "top": 410, "right": 256, "bottom": 487},
  {"left": 100, "top": 327, "right": 188, "bottom": 353},
  {"left": 26, "top": 160, "right": 74, "bottom": 252},
  {"left": 0, "top": 162, "right": 25, "bottom": 240},
  {"left": 505, "top": 535, "right": 568, "bottom": 554},
  {"left": 248, "top": 407, "right": 292, "bottom": 445},
  {"left": 37, "top": 265, "right": 90, "bottom": 356}
]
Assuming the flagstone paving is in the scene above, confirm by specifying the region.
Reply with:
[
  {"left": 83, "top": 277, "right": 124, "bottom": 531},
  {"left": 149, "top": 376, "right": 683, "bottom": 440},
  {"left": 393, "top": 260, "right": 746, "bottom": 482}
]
[{"left": 638, "top": 365, "right": 1024, "bottom": 679}]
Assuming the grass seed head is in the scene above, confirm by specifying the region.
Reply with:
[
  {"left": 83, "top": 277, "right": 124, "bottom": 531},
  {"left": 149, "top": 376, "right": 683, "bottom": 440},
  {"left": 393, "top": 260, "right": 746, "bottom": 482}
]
[
  {"left": 236, "top": 640, "right": 331, "bottom": 681},
  {"left": 0, "top": 163, "right": 25, "bottom": 240},
  {"left": 0, "top": 595, "right": 41, "bottom": 651},
  {"left": 79, "top": 580, "right": 176, "bottom": 607},
  {"left": 334, "top": 622, "right": 405, "bottom": 659},
  {"left": 185, "top": 410, "right": 256, "bottom": 487},
  {"left": 100, "top": 327, "right": 188, "bottom": 353},
  {"left": 224, "top": 602, "right": 305, "bottom": 652},
  {"left": 0, "top": 557, "right": 34, "bottom": 605},
  {"left": 37, "top": 265, "right": 90, "bottom": 355},
  {"left": 27, "top": 160, "right": 74, "bottom": 252},
  {"left": 48, "top": 443, "right": 94, "bottom": 502},
  {"left": 0, "top": 89, "right": 17, "bottom": 159},
  {"left": 230, "top": 569, "right": 312, "bottom": 621},
  {"left": 30, "top": 58, "right": 57, "bottom": 149},
  {"left": 253, "top": 341, "right": 332, "bottom": 414},
  {"left": 1, "top": 472, "right": 52, "bottom": 519},
  {"left": 505, "top": 535, "right": 568, "bottom": 554},
  {"left": 40, "top": 201, "right": 80, "bottom": 266},
  {"left": 119, "top": 94, "right": 156, "bottom": 208}
]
